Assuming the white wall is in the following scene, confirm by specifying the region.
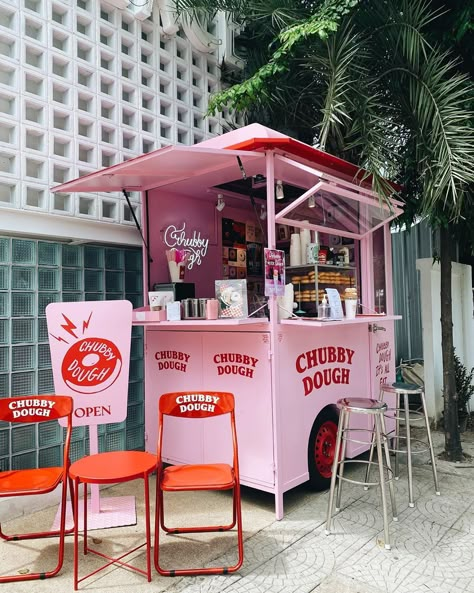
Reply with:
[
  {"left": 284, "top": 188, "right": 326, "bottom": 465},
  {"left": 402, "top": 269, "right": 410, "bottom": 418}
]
[{"left": 416, "top": 258, "right": 474, "bottom": 420}]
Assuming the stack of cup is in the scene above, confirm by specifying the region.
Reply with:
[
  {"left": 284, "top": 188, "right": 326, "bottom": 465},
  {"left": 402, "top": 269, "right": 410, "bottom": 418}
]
[{"left": 344, "top": 287, "right": 358, "bottom": 319}]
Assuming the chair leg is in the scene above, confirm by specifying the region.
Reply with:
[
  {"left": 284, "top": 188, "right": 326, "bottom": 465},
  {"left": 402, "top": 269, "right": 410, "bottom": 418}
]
[
  {"left": 375, "top": 414, "right": 391, "bottom": 550},
  {"left": 154, "top": 484, "right": 243, "bottom": 577},
  {"left": 420, "top": 390, "right": 440, "bottom": 495},
  {"left": 403, "top": 392, "right": 415, "bottom": 508},
  {"left": 143, "top": 475, "right": 152, "bottom": 582},
  {"left": 325, "top": 409, "right": 345, "bottom": 536},
  {"left": 73, "top": 478, "right": 80, "bottom": 591}
]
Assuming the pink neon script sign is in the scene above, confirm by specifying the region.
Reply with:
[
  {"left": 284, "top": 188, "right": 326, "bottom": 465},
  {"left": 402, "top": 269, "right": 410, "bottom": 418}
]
[{"left": 46, "top": 300, "right": 132, "bottom": 426}]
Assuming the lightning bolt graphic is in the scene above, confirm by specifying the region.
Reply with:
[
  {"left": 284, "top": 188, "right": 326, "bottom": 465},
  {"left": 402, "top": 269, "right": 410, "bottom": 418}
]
[
  {"left": 82, "top": 311, "right": 93, "bottom": 334},
  {"left": 61, "top": 314, "right": 78, "bottom": 339},
  {"left": 50, "top": 333, "right": 70, "bottom": 344}
]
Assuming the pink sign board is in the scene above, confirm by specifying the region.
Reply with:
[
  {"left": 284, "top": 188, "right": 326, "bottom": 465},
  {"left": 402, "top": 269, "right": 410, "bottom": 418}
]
[{"left": 46, "top": 300, "right": 132, "bottom": 426}]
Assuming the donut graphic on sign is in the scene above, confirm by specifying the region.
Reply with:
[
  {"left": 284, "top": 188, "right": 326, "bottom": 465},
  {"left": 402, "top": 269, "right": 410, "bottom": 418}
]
[{"left": 51, "top": 312, "right": 122, "bottom": 394}]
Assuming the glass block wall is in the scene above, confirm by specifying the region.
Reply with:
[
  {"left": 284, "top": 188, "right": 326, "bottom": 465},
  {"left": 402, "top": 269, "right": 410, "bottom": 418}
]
[{"left": 0, "top": 236, "right": 144, "bottom": 471}]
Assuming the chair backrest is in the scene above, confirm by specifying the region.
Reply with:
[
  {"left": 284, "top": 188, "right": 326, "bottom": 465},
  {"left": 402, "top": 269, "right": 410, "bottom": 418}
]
[
  {"left": 157, "top": 391, "right": 239, "bottom": 472},
  {"left": 0, "top": 396, "right": 73, "bottom": 472},
  {"left": 0, "top": 395, "right": 73, "bottom": 424},
  {"left": 159, "top": 391, "right": 234, "bottom": 418}
]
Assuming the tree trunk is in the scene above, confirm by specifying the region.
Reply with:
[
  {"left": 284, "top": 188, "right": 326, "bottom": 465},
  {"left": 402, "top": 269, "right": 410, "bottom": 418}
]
[{"left": 441, "top": 224, "right": 463, "bottom": 461}]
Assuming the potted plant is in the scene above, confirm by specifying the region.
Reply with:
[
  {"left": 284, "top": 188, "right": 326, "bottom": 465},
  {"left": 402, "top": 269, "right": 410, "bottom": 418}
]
[{"left": 454, "top": 352, "right": 474, "bottom": 432}]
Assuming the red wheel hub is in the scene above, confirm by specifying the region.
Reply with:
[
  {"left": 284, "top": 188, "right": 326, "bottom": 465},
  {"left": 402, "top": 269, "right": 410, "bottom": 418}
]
[{"left": 314, "top": 420, "right": 338, "bottom": 478}]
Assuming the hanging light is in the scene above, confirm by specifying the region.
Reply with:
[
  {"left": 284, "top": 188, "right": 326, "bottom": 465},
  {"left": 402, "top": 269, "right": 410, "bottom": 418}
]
[
  {"left": 308, "top": 195, "right": 316, "bottom": 208},
  {"left": 260, "top": 204, "right": 267, "bottom": 220},
  {"left": 275, "top": 180, "right": 284, "bottom": 200},
  {"left": 216, "top": 194, "right": 226, "bottom": 212}
]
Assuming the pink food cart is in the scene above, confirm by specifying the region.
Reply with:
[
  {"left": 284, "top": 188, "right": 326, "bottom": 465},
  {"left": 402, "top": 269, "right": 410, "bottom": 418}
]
[{"left": 55, "top": 123, "right": 403, "bottom": 519}]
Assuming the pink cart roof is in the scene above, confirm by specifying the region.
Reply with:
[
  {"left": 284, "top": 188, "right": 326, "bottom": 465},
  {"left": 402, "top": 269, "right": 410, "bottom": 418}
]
[{"left": 53, "top": 124, "right": 399, "bottom": 195}]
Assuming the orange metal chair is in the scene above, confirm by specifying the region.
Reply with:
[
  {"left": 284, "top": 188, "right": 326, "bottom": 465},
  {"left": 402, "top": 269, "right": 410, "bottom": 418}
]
[
  {"left": 155, "top": 391, "right": 244, "bottom": 576},
  {"left": 0, "top": 395, "right": 74, "bottom": 583}
]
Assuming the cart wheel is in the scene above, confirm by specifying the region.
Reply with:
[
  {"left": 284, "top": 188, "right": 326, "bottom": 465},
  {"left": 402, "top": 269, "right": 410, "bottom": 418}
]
[{"left": 308, "top": 408, "right": 339, "bottom": 490}]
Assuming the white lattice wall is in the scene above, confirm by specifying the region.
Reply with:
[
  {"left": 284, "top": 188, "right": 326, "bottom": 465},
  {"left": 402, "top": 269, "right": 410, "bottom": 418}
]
[{"left": 0, "top": 0, "right": 230, "bottom": 245}]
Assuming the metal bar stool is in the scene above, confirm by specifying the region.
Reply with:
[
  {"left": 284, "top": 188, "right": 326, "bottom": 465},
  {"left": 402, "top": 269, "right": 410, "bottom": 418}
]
[
  {"left": 325, "top": 397, "right": 397, "bottom": 550},
  {"left": 365, "top": 382, "right": 440, "bottom": 507}
]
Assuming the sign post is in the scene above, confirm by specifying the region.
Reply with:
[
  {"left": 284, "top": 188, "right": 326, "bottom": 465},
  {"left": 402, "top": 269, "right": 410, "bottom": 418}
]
[{"left": 46, "top": 300, "right": 134, "bottom": 528}]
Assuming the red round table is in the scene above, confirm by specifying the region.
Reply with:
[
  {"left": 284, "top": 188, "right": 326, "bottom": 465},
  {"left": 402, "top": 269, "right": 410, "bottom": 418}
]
[{"left": 69, "top": 450, "right": 157, "bottom": 590}]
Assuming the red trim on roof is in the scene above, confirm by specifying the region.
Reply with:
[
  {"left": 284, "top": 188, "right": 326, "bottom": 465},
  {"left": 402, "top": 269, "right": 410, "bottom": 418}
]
[{"left": 226, "top": 137, "right": 401, "bottom": 192}]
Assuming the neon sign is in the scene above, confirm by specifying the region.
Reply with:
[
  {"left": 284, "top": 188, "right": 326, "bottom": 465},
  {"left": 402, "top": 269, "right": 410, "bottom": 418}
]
[{"left": 163, "top": 223, "right": 209, "bottom": 269}]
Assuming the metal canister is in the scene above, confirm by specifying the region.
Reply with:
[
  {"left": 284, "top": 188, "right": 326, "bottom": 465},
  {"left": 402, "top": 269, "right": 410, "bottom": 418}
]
[
  {"left": 181, "top": 299, "right": 191, "bottom": 319},
  {"left": 190, "top": 298, "right": 199, "bottom": 318},
  {"left": 198, "top": 298, "right": 208, "bottom": 319}
]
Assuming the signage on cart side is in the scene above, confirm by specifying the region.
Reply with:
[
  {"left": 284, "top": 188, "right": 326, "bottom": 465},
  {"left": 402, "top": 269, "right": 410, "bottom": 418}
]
[
  {"left": 155, "top": 350, "right": 190, "bottom": 372},
  {"left": 213, "top": 353, "right": 259, "bottom": 379},
  {"left": 163, "top": 223, "right": 209, "bottom": 270},
  {"left": 375, "top": 340, "right": 392, "bottom": 384},
  {"left": 296, "top": 345, "right": 355, "bottom": 396}
]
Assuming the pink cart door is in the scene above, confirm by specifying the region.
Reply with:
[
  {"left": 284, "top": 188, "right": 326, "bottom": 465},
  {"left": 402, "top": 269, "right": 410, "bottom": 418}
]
[
  {"left": 144, "top": 330, "right": 204, "bottom": 463},
  {"left": 202, "top": 332, "right": 274, "bottom": 487}
]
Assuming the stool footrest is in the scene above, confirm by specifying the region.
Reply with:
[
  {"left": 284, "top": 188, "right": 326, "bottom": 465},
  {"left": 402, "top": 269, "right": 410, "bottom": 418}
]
[
  {"left": 385, "top": 409, "right": 425, "bottom": 423},
  {"left": 335, "top": 459, "right": 394, "bottom": 487},
  {"left": 386, "top": 435, "right": 431, "bottom": 455},
  {"left": 341, "top": 427, "right": 389, "bottom": 447}
]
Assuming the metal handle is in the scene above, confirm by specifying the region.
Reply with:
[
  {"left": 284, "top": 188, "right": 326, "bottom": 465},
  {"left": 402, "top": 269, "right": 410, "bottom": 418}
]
[{"left": 370, "top": 323, "right": 386, "bottom": 333}]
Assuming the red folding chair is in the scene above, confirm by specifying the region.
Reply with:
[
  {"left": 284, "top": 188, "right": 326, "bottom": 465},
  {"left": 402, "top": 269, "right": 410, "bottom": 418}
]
[
  {"left": 154, "top": 391, "right": 244, "bottom": 576},
  {"left": 0, "top": 395, "right": 74, "bottom": 583}
]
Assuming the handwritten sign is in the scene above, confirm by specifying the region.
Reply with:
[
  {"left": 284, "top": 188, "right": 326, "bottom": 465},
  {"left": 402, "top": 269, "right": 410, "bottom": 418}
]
[{"left": 163, "top": 223, "right": 209, "bottom": 269}]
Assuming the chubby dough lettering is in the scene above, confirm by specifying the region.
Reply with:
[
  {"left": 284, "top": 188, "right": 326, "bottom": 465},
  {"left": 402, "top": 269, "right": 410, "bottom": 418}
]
[
  {"left": 295, "top": 345, "right": 355, "bottom": 396},
  {"left": 61, "top": 337, "right": 122, "bottom": 394},
  {"left": 176, "top": 393, "right": 220, "bottom": 413},
  {"left": 8, "top": 399, "right": 55, "bottom": 418},
  {"left": 213, "top": 353, "right": 258, "bottom": 379}
]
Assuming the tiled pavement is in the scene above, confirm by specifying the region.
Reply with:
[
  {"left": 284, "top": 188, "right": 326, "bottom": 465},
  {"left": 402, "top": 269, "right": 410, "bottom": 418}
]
[{"left": 1, "top": 428, "right": 473, "bottom": 593}]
